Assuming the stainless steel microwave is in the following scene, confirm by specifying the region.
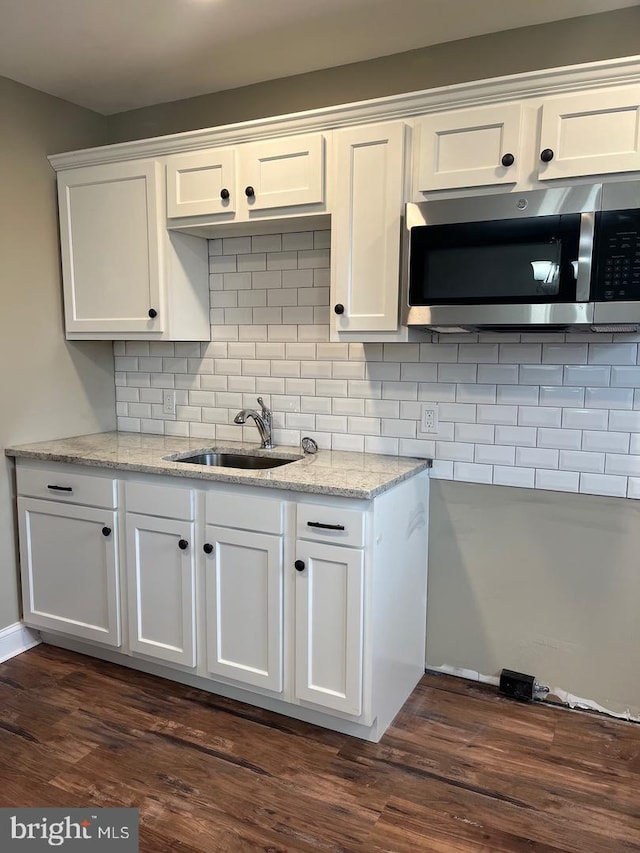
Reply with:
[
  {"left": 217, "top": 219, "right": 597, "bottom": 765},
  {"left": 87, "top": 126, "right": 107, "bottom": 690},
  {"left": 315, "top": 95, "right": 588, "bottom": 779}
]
[{"left": 403, "top": 182, "right": 640, "bottom": 332}]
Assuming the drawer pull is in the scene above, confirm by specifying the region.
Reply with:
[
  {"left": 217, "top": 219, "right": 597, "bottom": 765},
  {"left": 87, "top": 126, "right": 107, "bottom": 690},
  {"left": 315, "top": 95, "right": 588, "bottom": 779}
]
[
  {"left": 178, "top": 539, "right": 189, "bottom": 551},
  {"left": 102, "top": 527, "right": 112, "bottom": 537},
  {"left": 307, "top": 521, "right": 345, "bottom": 531},
  {"left": 47, "top": 485, "right": 73, "bottom": 492}
]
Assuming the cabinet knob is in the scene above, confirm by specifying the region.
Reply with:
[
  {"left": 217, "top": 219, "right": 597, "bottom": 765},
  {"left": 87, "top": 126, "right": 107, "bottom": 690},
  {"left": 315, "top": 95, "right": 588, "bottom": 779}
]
[
  {"left": 148, "top": 308, "right": 158, "bottom": 319},
  {"left": 220, "top": 188, "right": 230, "bottom": 200},
  {"left": 203, "top": 543, "right": 214, "bottom": 554},
  {"left": 102, "top": 527, "right": 111, "bottom": 537},
  {"left": 245, "top": 186, "right": 255, "bottom": 198},
  {"left": 540, "top": 148, "right": 555, "bottom": 163},
  {"left": 294, "top": 560, "right": 306, "bottom": 572},
  {"left": 334, "top": 304, "right": 345, "bottom": 315},
  {"left": 501, "top": 153, "right": 515, "bottom": 167},
  {"left": 178, "top": 539, "right": 189, "bottom": 550}
]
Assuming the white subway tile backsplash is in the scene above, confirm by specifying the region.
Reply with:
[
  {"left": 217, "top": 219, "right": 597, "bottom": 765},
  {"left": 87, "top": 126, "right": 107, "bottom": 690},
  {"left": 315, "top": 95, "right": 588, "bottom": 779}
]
[
  {"left": 438, "top": 363, "right": 477, "bottom": 383},
  {"left": 518, "top": 407, "right": 561, "bottom": 428},
  {"left": 494, "top": 465, "right": 535, "bottom": 488},
  {"left": 579, "top": 473, "right": 627, "bottom": 497},
  {"left": 585, "top": 387, "right": 634, "bottom": 410},
  {"left": 499, "top": 344, "right": 541, "bottom": 363},
  {"left": 453, "top": 462, "right": 493, "bottom": 484},
  {"left": 583, "top": 430, "right": 629, "bottom": 453},
  {"left": 561, "top": 408, "right": 608, "bottom": 430},
  {"left": 114, "top": 228, "right": 640, "bottom": 502},
  {"left": 477, "top": 364, "right": 519, "bottom": 384},
  {"left": 535, "top": 469, "right": 580, "bottom": 493},
  {"left": 474, "top": 444, "right": 515, "bottom": 465},
  {"left": 564, "top": 365, "right": 611, "bottom": 386},
  {"left": 516, "top": 447, "right": 559, "bottom": 468},
  {"left": 539, "top": 385, "right": 584, "bottom": 407},
  {"left": 477, "top": 405, "right": 518, "bottom": 425},
  {"left": 455, "top": 423, "right": 495, "bottom": 444},
  {"left": 497, "top": 385, "right": 538, "bottom": 406},
  {"left": 519, "top": 364, "right": 563, "bottom": 385}
]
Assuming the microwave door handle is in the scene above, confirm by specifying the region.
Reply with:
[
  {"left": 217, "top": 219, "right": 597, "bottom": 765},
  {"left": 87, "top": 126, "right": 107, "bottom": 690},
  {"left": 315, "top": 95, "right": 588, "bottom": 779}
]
[{"left": 576, "top": 211, "right": 595, "bottom": 302}]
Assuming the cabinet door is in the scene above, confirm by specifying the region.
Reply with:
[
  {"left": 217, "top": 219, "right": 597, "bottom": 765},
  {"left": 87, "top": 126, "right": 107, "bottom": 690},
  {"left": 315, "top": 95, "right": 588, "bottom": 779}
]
[
  {"left": 415, "top": 103, "right": 522, "bottom": 192},
  {"left": 204, "top": 525, "right": 283, "bottom": 692},
  {"left": 126, "top": 513, "right": 196, "bottom": 667},
  {"left": 331, "top": 122, "right": 405, "bottom": 333},
  {"left": 294, "top": 540, "right": 364, "bottom": 716},
  {"left": 241, "top": 134, "right": 324, "bottom": 211},
  {"left": 538, "top": 87, "right": 640, "bottom": 181},
  {"left": 166, "top": 148, "right": 237, "bottom": 218},
  {"left": 18, "top": 497, "right": 120, "bottom": 646},
  {"left": 58, "top": 160, "right": 164, "bottom": 335}
]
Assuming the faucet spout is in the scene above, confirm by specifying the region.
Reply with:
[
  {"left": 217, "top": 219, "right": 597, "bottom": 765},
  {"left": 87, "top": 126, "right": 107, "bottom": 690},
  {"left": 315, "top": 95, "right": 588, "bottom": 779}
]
[{"left": 234, "top": 399, "right": 274, "bottom": 448}]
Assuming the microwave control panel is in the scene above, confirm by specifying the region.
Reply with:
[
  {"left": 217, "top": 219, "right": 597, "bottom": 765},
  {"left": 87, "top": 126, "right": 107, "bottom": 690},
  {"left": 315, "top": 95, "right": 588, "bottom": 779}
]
[{"left": 593, "top": 209, "right": 640, "bottom": 302}]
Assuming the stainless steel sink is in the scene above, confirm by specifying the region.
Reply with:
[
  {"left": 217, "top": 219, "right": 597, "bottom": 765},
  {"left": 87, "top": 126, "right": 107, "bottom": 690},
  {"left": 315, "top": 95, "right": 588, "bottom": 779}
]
[{"left": 177, "top": 451, "right": 299, "bottom": 470}]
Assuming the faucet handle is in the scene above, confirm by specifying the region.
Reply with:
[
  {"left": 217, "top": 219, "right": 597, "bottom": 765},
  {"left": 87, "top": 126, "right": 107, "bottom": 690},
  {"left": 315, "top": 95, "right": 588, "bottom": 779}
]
[{"left": 257, "top": 396, "right": 271, "bottom": 425}]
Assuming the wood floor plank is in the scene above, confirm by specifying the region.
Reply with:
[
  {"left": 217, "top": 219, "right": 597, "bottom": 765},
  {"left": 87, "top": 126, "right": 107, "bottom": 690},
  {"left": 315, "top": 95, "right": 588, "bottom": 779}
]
[{"left": 0, "top": 646, "right": 638, "bottom": 852}]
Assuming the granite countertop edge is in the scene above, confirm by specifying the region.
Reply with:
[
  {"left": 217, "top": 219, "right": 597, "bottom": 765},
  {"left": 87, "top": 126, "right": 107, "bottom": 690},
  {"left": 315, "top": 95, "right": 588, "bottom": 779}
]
[{"left": 5, "top": 433, "right": 432, "bottom": 501}]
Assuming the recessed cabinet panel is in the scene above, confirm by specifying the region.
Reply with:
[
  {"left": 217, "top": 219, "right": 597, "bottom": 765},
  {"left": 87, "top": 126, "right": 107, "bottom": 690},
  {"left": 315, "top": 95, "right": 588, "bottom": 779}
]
[
  {"left": 58, "top": 160, "right": 164, "bottom": 335},
  {"left": 539, "top": 88, "right": 640, "bottom": 180},
  {"left": 415, "top": 103, "right": 522, "bottom": 192},
  {"left": 295, "top": 540, "right": 364, "bottom": 716},
  {"left": 18, "top": 497, "right": 120, "bottom": 646},
  {"left": 166, "top": 148, "right": 236, "bottom": 217},
  {"left": 332, "top": 122, "right": 406, "bottom": 333},
  {"left": 126, "top": 514, "right": 196, "bottom": 667},
  {"left": 205, "top": 525, "right": 283, "bottom": 692},
  {"left": 242, "top": 134, "right": 324, "bottom": 211}
]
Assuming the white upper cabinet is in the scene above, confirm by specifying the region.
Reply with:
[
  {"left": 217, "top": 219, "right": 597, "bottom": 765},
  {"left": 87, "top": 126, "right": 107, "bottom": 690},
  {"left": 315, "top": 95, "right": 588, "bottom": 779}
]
[
  {"left": 166, "top": 148, "right": 237, "bottom": 218},
  {"left": 166, "top": 133, "right": 325, "bottom": 221},
  {"left": 58, "top": 159, "right": 210, "bottom": 341},
  {"left": 331, "top": 122, "right": 406, "bottom": 334},
  {"left": 538, "top": 87, "right": 640, "bottom": 181},
  {"left": 413, "top": 85, "right": 640, "bottom": 195},
  {"left": 415, "top": 103, "right": 523, "bottom": 192}
]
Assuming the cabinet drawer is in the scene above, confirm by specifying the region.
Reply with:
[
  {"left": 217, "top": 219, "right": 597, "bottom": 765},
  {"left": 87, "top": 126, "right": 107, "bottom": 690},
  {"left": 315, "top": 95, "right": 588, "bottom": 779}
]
[
  {"left": 206, "top": 490, "right": 283, "bottom": 534},
  {"left": 125, "top": 481, "right": 195, "bottom": 521},
  {"left": 297, "top": 503, "right": 365, "bottom": 548},
  {"left": 16, "top": 464, "right": 117, "bottom": 509}
]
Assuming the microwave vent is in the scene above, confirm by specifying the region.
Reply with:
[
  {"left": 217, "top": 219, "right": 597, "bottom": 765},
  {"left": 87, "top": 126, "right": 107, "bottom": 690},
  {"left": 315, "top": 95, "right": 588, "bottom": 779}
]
[{"left": 590, "top": 324, "right": 639, "bottom": 333}]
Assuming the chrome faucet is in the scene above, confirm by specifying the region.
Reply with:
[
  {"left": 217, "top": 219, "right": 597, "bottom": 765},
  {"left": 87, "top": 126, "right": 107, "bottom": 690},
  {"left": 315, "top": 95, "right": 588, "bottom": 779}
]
[{"left": 233, "top": 397, "right": 274, "bottom": 449}]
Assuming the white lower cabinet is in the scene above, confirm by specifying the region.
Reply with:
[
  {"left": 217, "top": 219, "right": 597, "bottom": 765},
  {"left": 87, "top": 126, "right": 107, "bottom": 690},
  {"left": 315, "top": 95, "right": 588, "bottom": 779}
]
[
  {"left": 294, "top": 540, "right": 364, "bottom": 716},
  {"left": 126, "top": 513, "right": 196, "bottom": 667},
  {"left": 125, "top": 481, "right": 197, "bottom": 667},
  {"left": 14, "top": 461, "right": 429, "bottom": 742},
  {"left": 203, "top": 524, "right": 283, "bottom": 692},
  {"left": 16, "top": 463, "right": 120, "bottom": 647}
]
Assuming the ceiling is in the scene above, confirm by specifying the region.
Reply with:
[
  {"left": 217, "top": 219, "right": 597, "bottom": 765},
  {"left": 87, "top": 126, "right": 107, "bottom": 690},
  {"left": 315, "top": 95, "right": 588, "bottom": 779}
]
[{"left": 0, "top": 0, "right": 638, "bottom": 115}]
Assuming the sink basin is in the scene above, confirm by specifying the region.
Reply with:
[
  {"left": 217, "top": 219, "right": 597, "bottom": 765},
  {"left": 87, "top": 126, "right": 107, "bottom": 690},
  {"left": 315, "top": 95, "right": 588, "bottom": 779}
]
[{"left": 177, "top": 451, "right": 298, "bottom": 470}]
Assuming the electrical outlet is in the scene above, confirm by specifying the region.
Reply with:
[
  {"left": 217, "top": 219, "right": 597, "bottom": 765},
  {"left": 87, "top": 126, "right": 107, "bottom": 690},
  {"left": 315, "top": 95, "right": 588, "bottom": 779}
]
[
  {"left": 420, "top": 403, "right": 439, "bottom": 434},
  {"left": 162, "top": 390, "right": 176, "bottom": 415}
]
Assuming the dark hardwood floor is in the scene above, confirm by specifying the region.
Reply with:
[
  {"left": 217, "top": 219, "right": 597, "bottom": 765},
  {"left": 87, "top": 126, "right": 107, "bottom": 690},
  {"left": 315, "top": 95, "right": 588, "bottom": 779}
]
[{"left": 0, "top": 645, "right": 638, "bottom": 852}]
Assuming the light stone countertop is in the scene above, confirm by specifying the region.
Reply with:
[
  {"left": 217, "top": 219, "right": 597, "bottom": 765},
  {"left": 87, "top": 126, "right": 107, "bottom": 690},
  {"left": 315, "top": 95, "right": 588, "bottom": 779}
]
[{"left": 5, "top": 432, "right": 432, "bottom": 500}]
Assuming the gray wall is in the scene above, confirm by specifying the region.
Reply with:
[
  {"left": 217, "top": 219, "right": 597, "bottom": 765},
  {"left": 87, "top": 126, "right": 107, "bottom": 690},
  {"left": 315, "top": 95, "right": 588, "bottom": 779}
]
[
  {"left": 108, "top": 6, "right": 640, "bottom": 142},
  {"left": 0, "top": 77, "right": 115, "bottom": 631},
  {"left": 427, "top": 480, "right": 640, "bottom": 717}
]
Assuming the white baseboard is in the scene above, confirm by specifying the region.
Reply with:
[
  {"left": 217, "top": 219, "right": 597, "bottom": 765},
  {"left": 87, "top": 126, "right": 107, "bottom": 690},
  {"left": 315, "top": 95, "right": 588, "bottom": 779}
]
[{"left": 0, "top": 622, "right": 40, "bottom": 664}]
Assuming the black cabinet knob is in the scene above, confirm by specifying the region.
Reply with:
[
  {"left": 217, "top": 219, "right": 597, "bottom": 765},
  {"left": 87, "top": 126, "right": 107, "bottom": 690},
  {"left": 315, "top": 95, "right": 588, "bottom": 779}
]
[
  {"left": 148, "top": 308, "right": 158, "bottom": 319},
  {"left": 294, "top": 560, "right": 305, "bottom": 572},
  {"left": 334, "top": 304, "right": 345, "bottom": 315},
  {"left": 220, "top": 188, "right": 230, "bottom": 200},
  {"left": 178, "top": 539, "right": 189, "bottom": 550},
  {"left": 540, "top": 148, "right": 555, "bottom": 163},
  {"left": 245, "top": 186, "right": 255, "bottom": 198},
  {"left": 501, "top": 153, "right": 515, "bottom": 167},
  {"left": 203, "top": 543, "right": 213, "bottom": 554},
  {"left": 102, "top": 527, "right": 111, "bottom": 537}
]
